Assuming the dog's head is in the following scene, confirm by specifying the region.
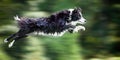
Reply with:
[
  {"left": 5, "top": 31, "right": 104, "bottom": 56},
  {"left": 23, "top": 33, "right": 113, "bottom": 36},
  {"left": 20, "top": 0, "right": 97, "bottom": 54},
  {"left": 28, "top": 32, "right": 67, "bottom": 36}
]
[
  {"left": 50, "top": 7, "right": 86, "bottom": 26},
  {"left": 67, "top": 8, "right": 86, "bottom": 25}
]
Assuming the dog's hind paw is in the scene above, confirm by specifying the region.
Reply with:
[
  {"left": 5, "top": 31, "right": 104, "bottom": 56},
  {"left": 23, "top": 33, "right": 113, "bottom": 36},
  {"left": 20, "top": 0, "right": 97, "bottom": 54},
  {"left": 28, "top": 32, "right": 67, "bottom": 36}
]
[
  {"left": 8, "top": 40, "right": 15, "bottom": 48},
  {"left": 4, "top": 38, "right": 8, "bottom": 43}
]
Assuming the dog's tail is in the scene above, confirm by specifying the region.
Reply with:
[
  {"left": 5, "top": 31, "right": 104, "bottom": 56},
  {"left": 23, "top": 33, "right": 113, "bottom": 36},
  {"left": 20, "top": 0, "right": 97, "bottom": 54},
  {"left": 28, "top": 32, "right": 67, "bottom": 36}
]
[
  {"left": 14, "top": 15, "right": 29, "bottom": 29},
  {"left": 14, "top": 15, "right": 21, "bottom": 21},
  {"left": 14, "top": 15, "right": 25, "bottom": 28},
  {"left": 14, "top": 15, "right": 36, "bottom": 29}
]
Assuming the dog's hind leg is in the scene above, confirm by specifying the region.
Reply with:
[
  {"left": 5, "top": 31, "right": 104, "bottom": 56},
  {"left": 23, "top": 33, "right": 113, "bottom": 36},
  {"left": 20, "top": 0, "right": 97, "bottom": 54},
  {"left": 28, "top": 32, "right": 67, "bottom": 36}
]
[
  {"left": 64, "top": 24, "right": 76, "bottom": 33},
  {"left": 7, "top": 28, "right": 35, "bottom": 47},
  {"left": 8, "top": 35, "right": 27, "bottom": 48},
  {"left": 4, "top": 29, "right": 26, "bottom": 43},
  {"left": 4, "top": 33, "right": 17, "bottom": 43},
  {"left": 8, "top": 28, "right": 33, "bottom": 48}
]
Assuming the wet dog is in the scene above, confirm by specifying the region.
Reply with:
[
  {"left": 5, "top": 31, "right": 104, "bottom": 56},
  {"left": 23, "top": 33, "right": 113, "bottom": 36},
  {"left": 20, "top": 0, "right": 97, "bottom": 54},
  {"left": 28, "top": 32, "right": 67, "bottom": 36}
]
[{"left": 4, "top": 8, "right": 86, "bottom": 48}]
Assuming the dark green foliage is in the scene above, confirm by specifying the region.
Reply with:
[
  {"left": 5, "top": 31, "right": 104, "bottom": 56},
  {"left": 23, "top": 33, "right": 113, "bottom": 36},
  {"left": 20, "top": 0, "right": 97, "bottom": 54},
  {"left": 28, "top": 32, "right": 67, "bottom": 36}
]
[
  {"left": 79, "top": 0, "right": 120, "bottom": 59},
  {"left": 0, "top": 0, "right": 28, "bottom": 26},
  {"left": 38, "top": 0, "right": 56, "bottom": 12},
  {"left": 38, "top": 0, "right": 80, "bottom": 13}
]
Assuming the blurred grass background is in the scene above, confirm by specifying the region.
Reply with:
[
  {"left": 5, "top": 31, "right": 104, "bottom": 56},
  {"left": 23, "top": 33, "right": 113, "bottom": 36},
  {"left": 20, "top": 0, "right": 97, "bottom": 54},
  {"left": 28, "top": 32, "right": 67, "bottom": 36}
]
[{"left": 0, "top": 0, "right": 120, "bottom": 60}]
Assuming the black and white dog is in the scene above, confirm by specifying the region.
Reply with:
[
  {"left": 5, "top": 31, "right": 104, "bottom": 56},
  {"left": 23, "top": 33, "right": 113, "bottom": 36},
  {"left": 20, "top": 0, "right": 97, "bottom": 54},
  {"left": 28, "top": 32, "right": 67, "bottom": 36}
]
[{"left": 4, "top": 8, "right": 86, "bottom": 47}]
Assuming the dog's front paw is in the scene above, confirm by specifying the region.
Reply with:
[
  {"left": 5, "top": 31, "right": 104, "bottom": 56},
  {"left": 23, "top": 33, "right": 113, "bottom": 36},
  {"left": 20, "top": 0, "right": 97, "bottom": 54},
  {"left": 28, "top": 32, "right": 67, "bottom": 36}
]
[{"left": 73, "top": 26, "right": 85, "bottom": 33}]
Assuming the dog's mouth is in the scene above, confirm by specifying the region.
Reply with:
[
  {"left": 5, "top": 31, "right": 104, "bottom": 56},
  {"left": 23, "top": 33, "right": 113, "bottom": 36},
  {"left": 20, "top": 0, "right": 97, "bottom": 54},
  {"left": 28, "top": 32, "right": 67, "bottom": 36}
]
[{"left": 76, "top": 22, "right": 85, "bottom": 26}]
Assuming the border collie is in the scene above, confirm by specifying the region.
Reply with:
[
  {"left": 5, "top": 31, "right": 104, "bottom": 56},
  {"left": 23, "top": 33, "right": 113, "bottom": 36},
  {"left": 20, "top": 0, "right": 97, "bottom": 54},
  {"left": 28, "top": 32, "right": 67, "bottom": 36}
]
[{"left": 4, "top": 7, "right": 86, "bottom": 48}]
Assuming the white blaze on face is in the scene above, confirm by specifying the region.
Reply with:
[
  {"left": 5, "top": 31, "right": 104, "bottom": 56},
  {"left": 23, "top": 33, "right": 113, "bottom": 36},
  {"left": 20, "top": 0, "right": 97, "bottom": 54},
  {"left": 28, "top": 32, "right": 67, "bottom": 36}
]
[{"left": 68, "top": 9, "right": 74, "bottom": 20}]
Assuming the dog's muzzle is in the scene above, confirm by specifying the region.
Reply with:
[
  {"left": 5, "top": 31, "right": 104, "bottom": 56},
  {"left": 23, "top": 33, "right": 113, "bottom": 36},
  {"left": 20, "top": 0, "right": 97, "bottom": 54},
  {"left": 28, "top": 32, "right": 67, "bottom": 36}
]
[{"left": 79, "top": 17, "right": 86, "bottom": 24}]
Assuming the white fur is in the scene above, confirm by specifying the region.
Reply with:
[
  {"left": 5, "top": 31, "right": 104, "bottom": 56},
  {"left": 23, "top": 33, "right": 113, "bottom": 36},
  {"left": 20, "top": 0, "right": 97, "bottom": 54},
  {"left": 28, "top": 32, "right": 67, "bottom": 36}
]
[
  {"left": 68, "top": 9, "right": 74, "bottom": 20},
  {"left": 58, "top": 30, "right": 67, "bottom": 36},
  {"left": 73, "top": 26, "right": 85, "bottom": 33},
  {"left": 78, "top": 12, "right": 86, "bottom": 24},
  {"left": 32, "top": 30, "right": 67, "bottom": 37},
  {"left": 14, "top": 15, "right": 20, "bottom": 21},
  {"left": 70, "top": 21, "right": 79, "bottom": 26},
  {"left": 4, "top": 38, "right": 8, "bottom": 43},
  {"left": 8, "top": 40, "right": 15, "bottom": 48}
]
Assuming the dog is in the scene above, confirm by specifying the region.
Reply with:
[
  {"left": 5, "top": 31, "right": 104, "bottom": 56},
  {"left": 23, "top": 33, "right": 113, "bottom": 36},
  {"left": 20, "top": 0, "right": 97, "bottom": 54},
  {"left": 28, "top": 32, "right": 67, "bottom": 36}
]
[{"left": 4, "top": 7, "right": 86, "bottom": 48}]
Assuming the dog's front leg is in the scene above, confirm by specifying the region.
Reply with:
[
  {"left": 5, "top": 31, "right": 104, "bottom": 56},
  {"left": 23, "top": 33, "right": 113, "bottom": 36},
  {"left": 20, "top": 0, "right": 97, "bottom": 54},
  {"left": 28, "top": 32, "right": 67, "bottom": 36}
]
[
  {"left": 73, "top": 25, "right": 85, "bottom": 33},
  {"left": 66, "top": 25, "right": 76, "bottom": 33},
  {"left": 66, "top": 24, "right": 85, "bottom": 33}
]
